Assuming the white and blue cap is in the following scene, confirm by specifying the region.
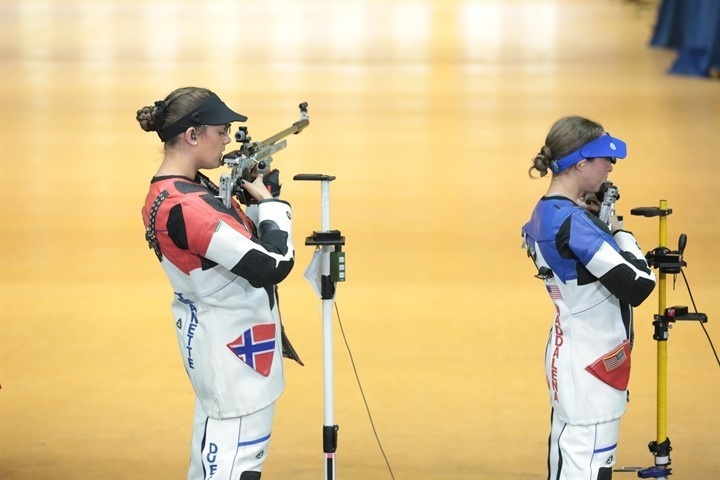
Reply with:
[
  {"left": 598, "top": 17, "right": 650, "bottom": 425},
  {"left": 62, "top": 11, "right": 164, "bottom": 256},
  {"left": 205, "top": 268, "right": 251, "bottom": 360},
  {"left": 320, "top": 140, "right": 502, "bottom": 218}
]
[{"left": 550, "top": 133, "right": 627, "bottom": 174}]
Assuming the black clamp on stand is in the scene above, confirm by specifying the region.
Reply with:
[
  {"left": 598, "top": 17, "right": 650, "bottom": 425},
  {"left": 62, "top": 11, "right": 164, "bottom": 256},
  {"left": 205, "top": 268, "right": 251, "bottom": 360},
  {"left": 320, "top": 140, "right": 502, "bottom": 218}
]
[
  {"left": 305, "top": 229, "right": 346, "bottom": 299},
  {"left": 630, "top": 202, "right": 708, "bottom": 479},
  {"left": 653, "top": 306, "right": 708, "bottom": 343},
  {"left": 294, "top": 173, "right": 345, "bottom": 480}
]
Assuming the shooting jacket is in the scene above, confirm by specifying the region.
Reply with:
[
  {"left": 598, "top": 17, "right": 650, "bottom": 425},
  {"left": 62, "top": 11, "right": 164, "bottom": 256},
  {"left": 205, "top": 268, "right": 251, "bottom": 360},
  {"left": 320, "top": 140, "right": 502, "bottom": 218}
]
[
  {"left": 522, "top": 196, "right": 656, "bottom": 425},
  {"left": 142, "top": 175, "right": 295, "bottom": 418}
]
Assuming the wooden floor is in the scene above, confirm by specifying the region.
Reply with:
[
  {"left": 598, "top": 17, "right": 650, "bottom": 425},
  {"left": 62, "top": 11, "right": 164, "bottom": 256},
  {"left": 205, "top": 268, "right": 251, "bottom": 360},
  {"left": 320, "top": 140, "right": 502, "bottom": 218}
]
[{"left": 1, "top": 1, "right": 718, "bottom": 479}]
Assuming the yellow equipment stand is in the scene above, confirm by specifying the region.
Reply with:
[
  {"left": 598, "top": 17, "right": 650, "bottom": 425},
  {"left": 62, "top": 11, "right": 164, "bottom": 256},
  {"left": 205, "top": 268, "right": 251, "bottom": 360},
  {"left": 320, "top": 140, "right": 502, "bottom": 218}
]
[{"left": 631, "top": 200, "right": 708, "bottom": 479}]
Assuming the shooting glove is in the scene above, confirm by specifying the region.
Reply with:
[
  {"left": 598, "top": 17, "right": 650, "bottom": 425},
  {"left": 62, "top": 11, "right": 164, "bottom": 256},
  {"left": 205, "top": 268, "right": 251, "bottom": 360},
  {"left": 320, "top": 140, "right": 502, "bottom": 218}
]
[
  {"left": 263, "top": 169, "right": 282, "bottom": 198},
  {"left": 236, "top": 169, "right": 281, "bottom": 206}
]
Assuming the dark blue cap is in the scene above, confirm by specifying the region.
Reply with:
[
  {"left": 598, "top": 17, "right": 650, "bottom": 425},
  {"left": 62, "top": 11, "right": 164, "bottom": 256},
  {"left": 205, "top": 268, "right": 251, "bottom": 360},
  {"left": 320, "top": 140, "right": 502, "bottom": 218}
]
[{"left": 158, "top": 93, "right": 247, "bottom": 141}]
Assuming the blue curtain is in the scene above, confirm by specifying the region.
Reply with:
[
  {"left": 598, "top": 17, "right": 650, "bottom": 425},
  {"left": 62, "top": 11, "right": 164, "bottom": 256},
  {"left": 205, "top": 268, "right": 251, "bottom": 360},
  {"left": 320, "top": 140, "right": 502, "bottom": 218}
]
[{"left": 650, "top": 0, "right": 720, "bottom": 78}]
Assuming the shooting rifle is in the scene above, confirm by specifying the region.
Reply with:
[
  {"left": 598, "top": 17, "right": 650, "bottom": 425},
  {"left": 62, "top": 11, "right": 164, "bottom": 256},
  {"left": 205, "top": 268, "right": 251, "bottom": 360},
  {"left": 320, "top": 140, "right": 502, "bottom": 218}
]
[
  {"left": 585, "top": 181, "right": 620, "bottom": 228},
  {"left": 218, "top": 102, "right": 309, "bottom": 207}
]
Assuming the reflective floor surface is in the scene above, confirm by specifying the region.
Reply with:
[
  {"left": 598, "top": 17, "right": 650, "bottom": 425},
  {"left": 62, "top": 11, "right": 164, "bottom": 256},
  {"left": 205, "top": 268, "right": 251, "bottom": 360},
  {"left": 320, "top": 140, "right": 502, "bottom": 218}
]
[{"left": 1, "top": 1, "right": 718, "bottom": 479}]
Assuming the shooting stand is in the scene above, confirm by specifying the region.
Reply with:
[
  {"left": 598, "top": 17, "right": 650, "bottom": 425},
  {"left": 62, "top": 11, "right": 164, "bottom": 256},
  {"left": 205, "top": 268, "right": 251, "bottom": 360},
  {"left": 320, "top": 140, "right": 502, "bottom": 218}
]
[
  {"left": 629, "top": 200, "right": 708, "bottom": 479},
  {"left": 294, "top": 173, "right": 345, "bottom": 480}
]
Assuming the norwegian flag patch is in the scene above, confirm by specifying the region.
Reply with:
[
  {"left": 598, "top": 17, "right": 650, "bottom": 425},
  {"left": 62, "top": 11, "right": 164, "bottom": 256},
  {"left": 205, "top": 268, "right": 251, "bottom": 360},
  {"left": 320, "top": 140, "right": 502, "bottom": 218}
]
[{"left": 227, "top": 324, "right": 276, "bottom": 376}]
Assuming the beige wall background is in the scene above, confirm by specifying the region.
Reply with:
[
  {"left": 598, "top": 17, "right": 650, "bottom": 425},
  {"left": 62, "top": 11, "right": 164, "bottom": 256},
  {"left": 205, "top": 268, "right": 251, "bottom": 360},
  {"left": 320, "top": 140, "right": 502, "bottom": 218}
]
[{"left": 1, "top": 1, "right": 718, "bottom": 479}]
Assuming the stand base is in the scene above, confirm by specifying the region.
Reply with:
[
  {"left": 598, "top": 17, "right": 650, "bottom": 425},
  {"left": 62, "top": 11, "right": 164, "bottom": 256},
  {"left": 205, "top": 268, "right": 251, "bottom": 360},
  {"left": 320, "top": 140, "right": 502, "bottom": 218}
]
[
  {"left": 637, "top": 466, "right": 672, "bottom": 478},
  {"left": 638, "top": 438, "right": 672, "bottom": 478}
]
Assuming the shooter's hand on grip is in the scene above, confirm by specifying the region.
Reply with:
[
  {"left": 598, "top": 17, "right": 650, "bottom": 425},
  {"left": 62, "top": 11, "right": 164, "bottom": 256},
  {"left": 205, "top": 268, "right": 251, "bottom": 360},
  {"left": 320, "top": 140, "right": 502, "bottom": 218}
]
[
  {"left": 239, "top": 169, "right": 282, "bottom": 205},
  {"left": 578, "top": 192, "right": 601, "bottom": 214},
  {"left": 262, "top": 169, "right": 282, "bottom": 198},
  {"left": 241, "top": 173, "right": 274, "bottom": 203},
  {"left": 579, "top": 187, "right": 622, "bottom": 233}
]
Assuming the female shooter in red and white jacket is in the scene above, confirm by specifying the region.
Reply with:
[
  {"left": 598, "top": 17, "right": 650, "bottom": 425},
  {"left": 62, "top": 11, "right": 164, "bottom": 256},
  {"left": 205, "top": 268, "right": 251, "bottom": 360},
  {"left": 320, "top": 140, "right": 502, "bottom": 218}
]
[{"left": 137, "top": 87, "right": 295, "bottom": 480}]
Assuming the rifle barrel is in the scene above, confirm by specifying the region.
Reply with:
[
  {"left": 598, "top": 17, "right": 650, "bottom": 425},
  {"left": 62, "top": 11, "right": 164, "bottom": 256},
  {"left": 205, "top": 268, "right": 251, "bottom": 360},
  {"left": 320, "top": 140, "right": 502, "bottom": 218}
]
[{"left": 260, "top": 119, "right": 309, "bottom": 147}]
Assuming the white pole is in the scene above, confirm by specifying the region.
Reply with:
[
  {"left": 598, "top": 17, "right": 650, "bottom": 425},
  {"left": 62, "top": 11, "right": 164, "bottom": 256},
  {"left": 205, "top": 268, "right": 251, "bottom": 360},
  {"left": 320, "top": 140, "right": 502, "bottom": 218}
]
[
  {"left": 320, "top": 179, "right": 335, "bottom": 480},
  {"left": 293, "top": 173, "right": 342, "bottom": 480}
]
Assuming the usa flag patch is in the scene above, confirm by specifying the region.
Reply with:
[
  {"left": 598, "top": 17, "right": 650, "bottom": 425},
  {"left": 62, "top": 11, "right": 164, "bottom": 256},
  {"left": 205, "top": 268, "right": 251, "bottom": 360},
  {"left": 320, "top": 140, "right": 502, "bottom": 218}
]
[
  {"left": 546, "top": 284, "right": 563, "bottom": 300},
  {"left": 602, "top": 345, "right": 627, "bottom": 371},
  {"left": 227, "top": 324, "right": 276, "bottom": 376}
]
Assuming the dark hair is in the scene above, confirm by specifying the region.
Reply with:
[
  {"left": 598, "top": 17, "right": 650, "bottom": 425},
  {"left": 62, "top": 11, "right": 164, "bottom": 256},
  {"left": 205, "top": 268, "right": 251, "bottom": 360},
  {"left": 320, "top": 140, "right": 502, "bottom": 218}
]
[
  {"left": 529, "top": 116, "right": 605, "bottom": 178},
  {"left": 136, "top": 87, "right": 212, "bottom": 146}
]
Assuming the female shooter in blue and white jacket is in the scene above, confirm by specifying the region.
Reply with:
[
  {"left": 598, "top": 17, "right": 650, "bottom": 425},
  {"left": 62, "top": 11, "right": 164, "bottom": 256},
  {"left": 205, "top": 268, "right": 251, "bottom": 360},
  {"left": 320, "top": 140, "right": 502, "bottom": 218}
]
[{"left": 522, "top": 116, "right": 656, "bottom": 480}]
